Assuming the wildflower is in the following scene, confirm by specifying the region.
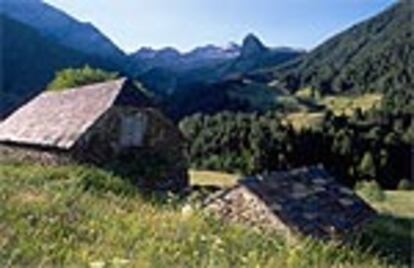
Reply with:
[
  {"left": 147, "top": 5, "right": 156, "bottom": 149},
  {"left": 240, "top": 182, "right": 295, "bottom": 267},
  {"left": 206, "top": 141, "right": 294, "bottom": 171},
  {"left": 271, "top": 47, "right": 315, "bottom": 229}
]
[
  {"left": 181, "top": 204, "right": 193, "bottom": 218},
  {"left": 89, "top": 261, "right": 105, "bottom": 268},
  {"left": 112, "top": 257, "right": 130, "bottom": 266}
]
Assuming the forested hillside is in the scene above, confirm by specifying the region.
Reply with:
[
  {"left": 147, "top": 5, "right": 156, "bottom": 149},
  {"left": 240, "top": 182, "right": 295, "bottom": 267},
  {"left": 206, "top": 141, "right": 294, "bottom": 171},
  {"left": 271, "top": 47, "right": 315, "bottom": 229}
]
[
  {"left": 180, "top": 107, "right": 413, "bottom": 189},
  {"left": 0, "top": 0, "right": 126, "bottom": 66},
  {"left": 272, "top": 0, "right": 413, "bottom": 96},
  {"left": 0, "top": 15, "right": 117, "bottom": 117},
  {"left": 165, "top": 77, "right": 311, "bottom": 121}
]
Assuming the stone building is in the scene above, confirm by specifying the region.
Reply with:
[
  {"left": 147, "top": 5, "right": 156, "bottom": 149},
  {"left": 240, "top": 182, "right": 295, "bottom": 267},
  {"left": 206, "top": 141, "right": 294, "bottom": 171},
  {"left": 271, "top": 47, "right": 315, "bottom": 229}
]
[
  {"left": 0, "top": 78, "right": 188, "bottom": 191},
  {"left": 205, "top": 166, "right": 376, "bottom": 240}
]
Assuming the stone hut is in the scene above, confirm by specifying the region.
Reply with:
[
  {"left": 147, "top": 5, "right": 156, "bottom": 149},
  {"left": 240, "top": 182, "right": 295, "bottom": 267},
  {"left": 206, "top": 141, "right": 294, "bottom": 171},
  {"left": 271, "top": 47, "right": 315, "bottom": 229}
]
[
  {"left": 205, "top": 166, "right": 376, "bottom": 240},
  {"left": 0, "top": 78, "right": 188, "bottom": 191}
]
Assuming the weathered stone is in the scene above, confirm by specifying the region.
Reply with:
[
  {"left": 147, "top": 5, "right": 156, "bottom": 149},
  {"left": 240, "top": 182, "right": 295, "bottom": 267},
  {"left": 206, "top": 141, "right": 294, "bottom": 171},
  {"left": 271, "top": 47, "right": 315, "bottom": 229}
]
[{"left": 204, "top": 166, "right": 377, "bottom": 240}]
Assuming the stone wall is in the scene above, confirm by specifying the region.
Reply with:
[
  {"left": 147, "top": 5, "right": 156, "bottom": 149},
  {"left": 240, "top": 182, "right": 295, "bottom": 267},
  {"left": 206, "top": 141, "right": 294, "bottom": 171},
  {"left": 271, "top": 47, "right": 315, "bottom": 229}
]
[
  {"left": 205, "top": 185, "right": 290, "bottom": 234},
  {"left": 0, "top": 144, "right": 73, "bottom": 165},
  {"left": 73, "top": 106, "right": 189, "bottom": 192},
  {"left": 141, "top": 108, "right": 189, "bottom": 190}
]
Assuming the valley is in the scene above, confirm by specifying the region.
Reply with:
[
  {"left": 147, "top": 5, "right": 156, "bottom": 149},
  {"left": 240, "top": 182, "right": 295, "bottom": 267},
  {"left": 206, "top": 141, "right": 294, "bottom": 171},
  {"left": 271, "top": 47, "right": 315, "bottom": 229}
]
[{"left": 0, "top": 0, "right": 412, "bottom": 267}]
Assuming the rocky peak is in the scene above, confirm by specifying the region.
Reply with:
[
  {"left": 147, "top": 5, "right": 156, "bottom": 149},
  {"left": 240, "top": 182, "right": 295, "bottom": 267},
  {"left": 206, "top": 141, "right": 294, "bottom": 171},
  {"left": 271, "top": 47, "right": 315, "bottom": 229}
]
[{"left": 241, "top": 33, "right": 268, "bottom": 57}]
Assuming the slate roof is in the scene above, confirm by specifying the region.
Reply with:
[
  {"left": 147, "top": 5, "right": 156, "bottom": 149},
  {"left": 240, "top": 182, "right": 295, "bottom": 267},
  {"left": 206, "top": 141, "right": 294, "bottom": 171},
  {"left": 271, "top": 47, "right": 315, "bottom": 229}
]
[
  {"left": 206, "top": 166, "right": 377, "bottom": 240},
  {"left": 0, "top": 78, "right": 152, "bottom": 150}
]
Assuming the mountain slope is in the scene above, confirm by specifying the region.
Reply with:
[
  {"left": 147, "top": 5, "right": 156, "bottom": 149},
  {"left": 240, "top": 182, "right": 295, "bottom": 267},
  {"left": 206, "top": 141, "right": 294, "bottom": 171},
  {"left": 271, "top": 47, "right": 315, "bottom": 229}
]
[
  {"left": 0, "top": 14, "right": 115, "bottom": 117},
  {"left": 0, "top": 0, "right": 126, "bottom": 67},
  {"left": 165, "top": 76, "right": 313, "bottom": 121},
  {"left": 272, "top": 0, "right": 413, "bottom": 94}
]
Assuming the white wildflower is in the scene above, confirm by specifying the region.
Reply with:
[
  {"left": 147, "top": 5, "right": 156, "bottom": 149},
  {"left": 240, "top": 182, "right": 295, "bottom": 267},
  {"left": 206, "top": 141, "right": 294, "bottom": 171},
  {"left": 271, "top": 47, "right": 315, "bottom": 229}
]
[
  {"left": 89, "top": 261, "right": 105, "bottom": 268},
  {"left": 181, "top": 204, "right": 193, "bottom": 218},
  {"left": 112, "top": 257, "right": 131, "bottom": 266}
]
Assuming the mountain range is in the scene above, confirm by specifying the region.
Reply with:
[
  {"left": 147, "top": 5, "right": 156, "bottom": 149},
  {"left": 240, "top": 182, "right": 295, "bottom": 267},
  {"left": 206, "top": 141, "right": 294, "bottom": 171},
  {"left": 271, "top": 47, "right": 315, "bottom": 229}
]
[
  {"left": 129, "top": 34, "right": 302, "bottom": 76},
  {"left": 130, "top": 34, "right": 303, "bottom": 97},
  {"left": 0, "top": 0, "right": 412, "bottom": 119},
  {"left": 129, "top": 43, "right": 241, "bottom": 74},
  {"left": 165, "top": 0, "right": 413, "bottom": 119},
  {"left": 0, "top": 0, "right": 302, "bottom": 115}
]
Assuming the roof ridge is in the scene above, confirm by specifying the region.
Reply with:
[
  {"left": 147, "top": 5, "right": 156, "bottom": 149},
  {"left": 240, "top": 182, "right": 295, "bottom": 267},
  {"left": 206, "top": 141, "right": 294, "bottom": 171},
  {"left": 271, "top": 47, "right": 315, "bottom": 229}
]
[
  {"left": 43, "top": 77, "right": 128, "bottom": 97},
  {"left": 0, "top": 77, "right": 136, "bottom": 150}
]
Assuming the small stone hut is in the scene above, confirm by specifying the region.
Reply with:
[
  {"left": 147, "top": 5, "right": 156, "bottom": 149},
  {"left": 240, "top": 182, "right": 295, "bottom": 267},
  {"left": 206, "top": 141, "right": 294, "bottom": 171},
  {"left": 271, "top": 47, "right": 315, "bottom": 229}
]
[
  {"left": 0, "top": 78, "right": 188, "bottom": 191},
  {"left": 205, "top": 166, "right": 376, "bottom": 240}
]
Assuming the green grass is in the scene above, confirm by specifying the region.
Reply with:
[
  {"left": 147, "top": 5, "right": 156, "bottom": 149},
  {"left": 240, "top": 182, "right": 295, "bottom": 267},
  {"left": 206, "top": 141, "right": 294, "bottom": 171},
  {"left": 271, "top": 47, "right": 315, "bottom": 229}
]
[
  {"left": 284, "top": 112, "right": 325, "bottom": 130},
  {"left": 358, "top": 190, "right": 414, "bottom": 266},
  {"left": 190, "top": 170, "right": 239, "bottom": 187},
  {"left": 372, "top": 191, "right": 414, "bottom": 217},
  {"left": 0, "top": 164, "right": 412, "bottom": 267},
  {"left": 322, "top": 94, "right": 383, "bottom": 116},
  {"left": 284, "top": 94, "right": 383, "bottom": 130}
]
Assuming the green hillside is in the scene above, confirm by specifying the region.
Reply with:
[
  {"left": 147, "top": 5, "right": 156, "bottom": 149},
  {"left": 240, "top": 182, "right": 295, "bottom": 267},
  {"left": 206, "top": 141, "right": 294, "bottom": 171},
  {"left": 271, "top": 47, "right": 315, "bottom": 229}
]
[
  {"left": 0, "top": 164, "right": 412, "bottom": 267},
  {"left": 273, "top": 1, "right": 413, "bottom": 95},
  {"left": 0, "top": 15, "right": 115, "bottom": 117}
]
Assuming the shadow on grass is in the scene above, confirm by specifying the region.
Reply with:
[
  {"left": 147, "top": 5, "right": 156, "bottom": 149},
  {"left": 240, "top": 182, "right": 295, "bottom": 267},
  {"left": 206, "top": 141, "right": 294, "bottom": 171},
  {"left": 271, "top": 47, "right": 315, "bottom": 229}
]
[{"left": 358, "top": 213, "right": 413, "bottom": 266}]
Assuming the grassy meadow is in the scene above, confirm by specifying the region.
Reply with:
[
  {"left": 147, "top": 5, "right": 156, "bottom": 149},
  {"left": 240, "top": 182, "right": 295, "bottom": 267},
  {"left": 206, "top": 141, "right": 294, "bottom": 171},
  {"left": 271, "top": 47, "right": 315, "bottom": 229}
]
[
  {"left": 284, "top": 93, "right": 384, "bottom": 130},
  {"left": 322, "top": 94, "right": 383, "bottom": 116},
  {"left": 0, "top": 164, "right": 412, "bottom": 267}
]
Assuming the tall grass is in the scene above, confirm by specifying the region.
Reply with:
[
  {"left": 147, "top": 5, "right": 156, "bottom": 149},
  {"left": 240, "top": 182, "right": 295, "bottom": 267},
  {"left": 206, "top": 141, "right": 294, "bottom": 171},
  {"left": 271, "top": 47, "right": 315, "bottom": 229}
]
[{"left": 0, "top": 164, "right": 410, "bottom": 267}]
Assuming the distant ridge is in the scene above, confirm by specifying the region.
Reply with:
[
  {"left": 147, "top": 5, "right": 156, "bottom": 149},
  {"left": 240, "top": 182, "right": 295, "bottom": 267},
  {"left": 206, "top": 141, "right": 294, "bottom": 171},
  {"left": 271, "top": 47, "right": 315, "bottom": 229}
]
[
  {"left": 129, "top": 34, "right": 303, "bottom": 96},
  {"left": 0, "top": 0, "right": 126, "bottom": 67}
]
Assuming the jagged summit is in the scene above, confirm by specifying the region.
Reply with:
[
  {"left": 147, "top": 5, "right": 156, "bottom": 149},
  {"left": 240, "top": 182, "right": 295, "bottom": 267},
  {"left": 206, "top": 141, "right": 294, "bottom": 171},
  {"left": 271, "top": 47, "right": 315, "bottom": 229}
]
[{"left": 241, "top": 33, "right": 268, "bottom": 57}]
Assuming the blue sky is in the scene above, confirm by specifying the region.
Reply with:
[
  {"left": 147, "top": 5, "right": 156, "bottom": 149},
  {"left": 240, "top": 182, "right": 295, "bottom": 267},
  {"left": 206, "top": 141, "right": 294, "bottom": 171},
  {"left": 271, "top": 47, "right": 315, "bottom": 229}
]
[{"left": 44, "top": 0, "right": 396, "bottom": 53}]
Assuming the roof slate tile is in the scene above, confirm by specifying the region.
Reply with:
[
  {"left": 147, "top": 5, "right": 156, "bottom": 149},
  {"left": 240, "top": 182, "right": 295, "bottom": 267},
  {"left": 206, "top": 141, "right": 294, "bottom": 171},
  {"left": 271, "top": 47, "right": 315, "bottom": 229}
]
[{"left": 0, "top": 78, "right": 151, "bottom": 150}]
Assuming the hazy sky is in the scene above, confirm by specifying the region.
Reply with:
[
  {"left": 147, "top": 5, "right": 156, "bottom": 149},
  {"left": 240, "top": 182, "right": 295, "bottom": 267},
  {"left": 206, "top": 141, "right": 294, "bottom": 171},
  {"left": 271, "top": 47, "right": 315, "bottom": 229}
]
[{"left": 44, "top": 0, "right": 395, "bottom": 53}]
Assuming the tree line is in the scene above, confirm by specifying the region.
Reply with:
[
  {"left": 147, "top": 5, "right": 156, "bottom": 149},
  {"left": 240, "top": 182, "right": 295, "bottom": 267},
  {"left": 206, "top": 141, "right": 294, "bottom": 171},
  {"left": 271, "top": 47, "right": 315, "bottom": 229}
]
[{"left": 180, "top": 107, "right": 413, "bottom": 189}]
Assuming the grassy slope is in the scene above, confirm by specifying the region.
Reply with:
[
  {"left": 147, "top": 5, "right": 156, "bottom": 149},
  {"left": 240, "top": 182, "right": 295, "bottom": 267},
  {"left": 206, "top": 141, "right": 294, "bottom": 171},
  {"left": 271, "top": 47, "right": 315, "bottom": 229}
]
[
  {"left": 285, "top": 93, "right": 383, "bottom": 130},
  {"left": 0, "top": 165, "right": 412, "bottom": 267},
  {"left": 322, "top": 94, "right": 383, "bottom": 116},
  {"left": 190, "top": 170, "right": 239, "bottom": 187},
  {"left": 284, "top": 112, "right": 325, "bottom": 131}
]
